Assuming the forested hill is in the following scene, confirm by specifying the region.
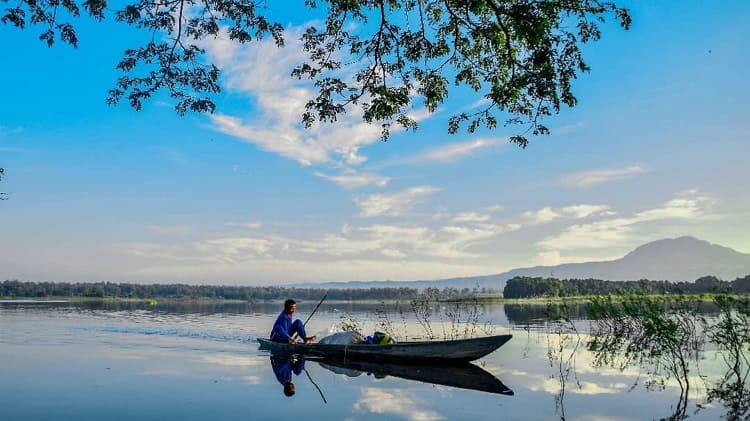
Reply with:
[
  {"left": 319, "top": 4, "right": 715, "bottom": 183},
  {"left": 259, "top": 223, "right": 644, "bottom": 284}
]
[{"left": 292, "top": 237, "right": 750, "bottom": 291}]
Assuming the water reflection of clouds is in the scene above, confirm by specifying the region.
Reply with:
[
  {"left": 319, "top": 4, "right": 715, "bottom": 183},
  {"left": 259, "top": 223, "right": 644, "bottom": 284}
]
[
  {"left": 202, "top": 354, "right": 266, "bottom": 368},
  {"left": 240, "top": 375, "right": 262, "bottom": 385},
  {"left": 503, "top": 368, "right": 628, "bottom": 395},
  {"left": 353, "top": 388, "right": 445, "bottom": 421},
  {"left": 133, "top": 353, "right": 266, "bottom": 381},
  {"left": 139, "top": 367, "right": 195, "bottom": 377}
]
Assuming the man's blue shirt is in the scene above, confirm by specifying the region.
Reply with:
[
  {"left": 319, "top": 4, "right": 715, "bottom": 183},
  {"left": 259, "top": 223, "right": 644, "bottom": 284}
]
[{"left": 270, "top": 310, "right": 293, "bottom": 342}]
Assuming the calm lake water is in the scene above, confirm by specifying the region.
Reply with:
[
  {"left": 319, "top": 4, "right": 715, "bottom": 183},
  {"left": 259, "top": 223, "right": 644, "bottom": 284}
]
[{"left": 0, "top": 300, "right": 743, "bottom": 420}]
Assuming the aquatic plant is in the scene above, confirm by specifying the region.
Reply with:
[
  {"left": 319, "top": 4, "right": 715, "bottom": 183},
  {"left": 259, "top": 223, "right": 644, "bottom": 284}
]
[{"left": 704, "top": 295, "right": 750, "bottom": 421}]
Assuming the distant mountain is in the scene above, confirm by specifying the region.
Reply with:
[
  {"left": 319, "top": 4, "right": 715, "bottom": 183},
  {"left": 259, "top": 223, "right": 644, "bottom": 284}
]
[{"left": 291, "top": 237, "right": 750, "bottom": 292}]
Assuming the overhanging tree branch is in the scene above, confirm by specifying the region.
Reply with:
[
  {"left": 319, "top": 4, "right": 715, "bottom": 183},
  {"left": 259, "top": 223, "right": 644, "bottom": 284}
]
[{"left": 2, "top": 0, "right": 631, "bottom": 145}]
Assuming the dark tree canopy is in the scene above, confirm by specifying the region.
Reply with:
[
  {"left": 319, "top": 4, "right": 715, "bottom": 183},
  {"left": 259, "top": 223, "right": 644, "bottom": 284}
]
[{"left": 2, "top": 0, "right": 630, "bottom": 145}]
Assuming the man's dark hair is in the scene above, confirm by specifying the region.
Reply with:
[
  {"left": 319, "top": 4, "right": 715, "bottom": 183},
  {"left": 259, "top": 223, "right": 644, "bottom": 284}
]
[
  {"left": 284, "top": 299, "right": 296, "bottom": 312},
  {"left": 283, "top": 382, "right": 295, "bottom": 397}
]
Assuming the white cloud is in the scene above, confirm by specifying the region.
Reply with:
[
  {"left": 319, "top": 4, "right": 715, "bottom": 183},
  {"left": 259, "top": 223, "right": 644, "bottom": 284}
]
[
  {"left": 121, "top": 209, "right": 525, "bottom": 278},
  {"left": 200, "top": 237, "right": 276, "bottom": 258},
  {"left": 355, "top": 186, "right": 440, "bottom": 217},
  {"left": 201, "top": 25, "right": 428, "bottom": 168},
  {"left": 523, "top": 204, "right": 613, "bottom": 225},
  {"left": 537, "top": 190, "right": 716, "bottom": 251},
  {"left": 145, "top": 225, "right": 194, "bottom": 235},
  {"left": 563, "top": 204, "right": 616, "bottom": 219},
  {"left": 224, "top": 221, "right": 263, "bottom": 229},
  {"left": 117, "top": 189, "right": 716, "bottom": 283},
  {"left": 453, "top": 212, "right": 491, "bottom": 223},
  {"left": 538, "top": 250, "right": 561, "bottom": 266},
  {"left": 314, "top": 170, "right": 390, "bottom": 189},
  {"left": 561, "top": 165, "right": 648, "bottom": 188},
  {"left": 417, "top": 137, "right": 506, "bottom": 163},
  {"left": 379, "top": 137, "right": 506, "bottom": 169},
  {"left": 524, "top": 207, "right": 561, "bottom": 224},
  {"left": 381, "top": 248, "right": 407, "bottom": 258},
  {"left": 481, "top": 204, "right": 505, "bottom": 213}
]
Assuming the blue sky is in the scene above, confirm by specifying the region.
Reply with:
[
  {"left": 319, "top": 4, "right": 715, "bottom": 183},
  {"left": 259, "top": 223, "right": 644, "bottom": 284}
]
[{"left": 1, "top": 1, "right": 748, "bottom": 285}]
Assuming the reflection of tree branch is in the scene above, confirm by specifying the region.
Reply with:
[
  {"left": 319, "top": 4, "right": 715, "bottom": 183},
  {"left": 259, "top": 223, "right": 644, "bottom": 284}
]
[
  {"left": 586, "top": 295, "right": 705, "bottom": 421},
  {"left": 705, "top": 296, "right": 750, "bottom": 420},
  {"left": 545, "top": 301, "right": 582, "bottom": 421}
]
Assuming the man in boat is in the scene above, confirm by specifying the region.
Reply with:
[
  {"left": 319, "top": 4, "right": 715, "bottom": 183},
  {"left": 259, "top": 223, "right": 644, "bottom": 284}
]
[
  {"left": 270, "top": 299, "right": 316, "bottom": 345},
  {"left": 270, "top": 355, "right": 305, "bottom": 397}
]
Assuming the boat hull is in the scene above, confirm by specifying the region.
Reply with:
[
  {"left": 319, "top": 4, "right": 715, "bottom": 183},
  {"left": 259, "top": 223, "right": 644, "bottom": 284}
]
[{"left": 257, "top": 334, "right": 512, "bottom": 364}]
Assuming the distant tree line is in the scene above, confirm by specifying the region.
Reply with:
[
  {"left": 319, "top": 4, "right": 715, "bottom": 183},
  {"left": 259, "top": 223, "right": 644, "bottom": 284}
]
[
  {"left": 0, "top": 280, "right": 419, "bottom": 301},
  {"left": 503, "top": 275, "right": 750, "bottom": 299}
]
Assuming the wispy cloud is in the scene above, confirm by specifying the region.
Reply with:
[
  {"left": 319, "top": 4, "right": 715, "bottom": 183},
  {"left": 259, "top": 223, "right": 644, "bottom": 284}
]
[
  {"left": 199, "top": 237, "right": 276, "bottom": 259},
  {"left": 145, "top": 225, "right": 194, "bottom": 235},
  {"left": 523, "top": 204, "right": 614, "bottom": 224},
  {"left": 122, "top": 200, "right": 525, "bottom": 270},
  {"left": 378, "top": 137, "right": 507, "bottom": 169},
  {"left": 416, "top": 137, "right": 506, "bottom": 162},
  {"left": 116, "top": 189, "right": 719, "bottom": 282},
  {"left": 0, "top": 146, "right": 29, "bottom": 152},
  {"left": 0, "top": 126, "right": 23, "bottom": 138},
  {"left": 314, "top": 170, "right": 390, "bottom": 189},
  {"left": 453, "top": 212, "right": 491, "bottom": 223},
  {"left": 561, "top": 165, "right": 648, "bottom": 188},
  {"left": 355, "top": 186, "right": 440, "bottom": 217},
  {"left": 224, "top": 221, "right": 262, "bottom": 229},
  {"left": 161, "top": 149, "right": 191, "bottom": 165},
  {"left": 537, "top": 189, "right": 716, "bottom": 251},
  {"left": 481, "top": 204, "right": 505, "bottom": 213},
  {"left": 0, "top": 126, "right": 28, "bottom": 152}
]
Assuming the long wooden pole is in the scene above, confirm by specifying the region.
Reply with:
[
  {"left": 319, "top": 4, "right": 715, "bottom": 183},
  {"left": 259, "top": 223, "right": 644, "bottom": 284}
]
[
  {"left": 302, "top": 292, "right": 328, "bottom": 327},
  {"left": 292, "top": 292, "right": 328, "bottom": 341}
]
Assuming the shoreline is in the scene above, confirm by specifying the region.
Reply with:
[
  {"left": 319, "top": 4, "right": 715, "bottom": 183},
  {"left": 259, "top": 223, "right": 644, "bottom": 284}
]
[{"left": 1, "top": 293, "right": 744, "bottom": 305}]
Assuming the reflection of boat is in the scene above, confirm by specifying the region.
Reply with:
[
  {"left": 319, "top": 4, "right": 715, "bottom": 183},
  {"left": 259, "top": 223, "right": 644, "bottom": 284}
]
[
  {"left": 313, "top": 358, "right": 514, "bottom": 396},
  {"left": 257, "top": 334, "right": 512, "bottom": 364}
]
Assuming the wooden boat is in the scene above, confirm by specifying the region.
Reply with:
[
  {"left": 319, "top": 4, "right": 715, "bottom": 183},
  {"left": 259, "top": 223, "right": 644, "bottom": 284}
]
[
  {"left": 257, "top": 334, "right": 512, "bottom": 364},
  {"left": 313, "top": 358, "right": 514, "bottom": 395}
]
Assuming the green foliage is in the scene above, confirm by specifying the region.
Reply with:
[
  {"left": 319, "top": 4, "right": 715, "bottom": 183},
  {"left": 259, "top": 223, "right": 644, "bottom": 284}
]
[
  {"left": 732, "top": 275, "right": 750, "bottom": 294},
  {"left": 338, "top": 312, "right": 365, "bottom": 333},
  {"left": 503, "top": 275, "right": 747, "bottom": 299},
  {"left": 2, "top": 0, "right": 630, "bottom": 143}
]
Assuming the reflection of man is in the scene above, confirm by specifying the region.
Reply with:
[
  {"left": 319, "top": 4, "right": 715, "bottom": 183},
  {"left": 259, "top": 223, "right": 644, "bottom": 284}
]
[
  {"left": 270, "top": 356, "right": 305, "bottom": 397},
  {"left": 270, "top": 299, "right": 316, "bottom": 344}
]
